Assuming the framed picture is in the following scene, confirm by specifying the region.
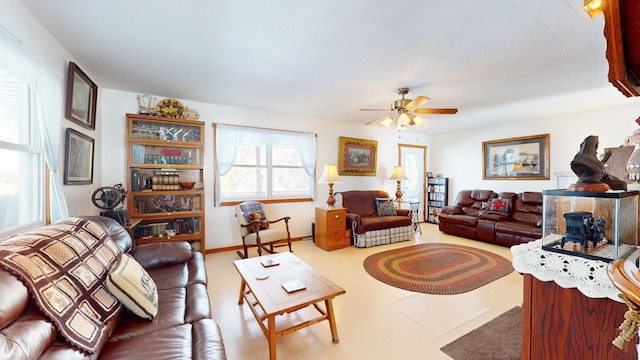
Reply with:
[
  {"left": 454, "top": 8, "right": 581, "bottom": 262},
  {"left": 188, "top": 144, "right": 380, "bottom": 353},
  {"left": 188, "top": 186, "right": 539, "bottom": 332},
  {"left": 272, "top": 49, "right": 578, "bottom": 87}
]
[
  {"left": 426, "top": 172, "right": 434, "bottom": 178},
  {"left": 65, "top": 62, "right": 97, "bottom": 130},
  {"left": 482, "top": 133, "right": 550, "bottom": 180},
  {"left": 64, "top": 128, "right": 95, "bottom": 185},
  {"left": 338, "top": 136, "right": 378, "bottom": 176}
]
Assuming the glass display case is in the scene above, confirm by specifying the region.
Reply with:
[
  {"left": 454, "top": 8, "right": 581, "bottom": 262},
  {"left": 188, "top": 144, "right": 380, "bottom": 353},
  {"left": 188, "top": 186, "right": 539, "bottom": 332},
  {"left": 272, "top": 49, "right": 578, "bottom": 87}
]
[
  {"left": 126, "top": 113, "right": 205, "bottom": 254},
  {"left": 541, "top": 189, "right": 639, "bottom": 262}
]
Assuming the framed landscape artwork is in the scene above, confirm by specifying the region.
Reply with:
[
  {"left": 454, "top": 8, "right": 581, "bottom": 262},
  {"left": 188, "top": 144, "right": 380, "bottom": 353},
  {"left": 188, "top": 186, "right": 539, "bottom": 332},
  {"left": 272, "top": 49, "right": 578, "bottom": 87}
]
[
  {"left": 482, "top": 133, "right": 550, "bottom": 180},
  {"left": 65, "top": 62, "right": 97, "bottom": 130},
  {"left": 64, "top": 128, "right": 95, "bottom": 185},
  {"left": 338, "top": 136, "right": 377, "bottom": 176}
]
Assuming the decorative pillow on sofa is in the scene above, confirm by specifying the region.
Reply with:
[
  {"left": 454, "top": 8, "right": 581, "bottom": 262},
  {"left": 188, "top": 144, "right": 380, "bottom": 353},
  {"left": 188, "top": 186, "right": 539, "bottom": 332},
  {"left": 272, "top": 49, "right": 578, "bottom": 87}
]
[
  {"left": 375, "top": 197, "right": 397, "bottom": 216},
  {"left": 489, "top": 198, "right": 510, "bottom": 213},
  {"left": 106, "top": 254, "right": 158, "bottom": 320},
  {"left": 248, "top": 211, "right": 269, "bottom": 233}
]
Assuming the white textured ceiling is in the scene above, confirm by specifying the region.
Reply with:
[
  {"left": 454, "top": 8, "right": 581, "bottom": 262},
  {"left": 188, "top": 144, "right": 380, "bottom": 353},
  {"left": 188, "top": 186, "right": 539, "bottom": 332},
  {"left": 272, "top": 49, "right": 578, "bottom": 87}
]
[{"left": 19, "top": 0, "right": 638, "bottom": 133}]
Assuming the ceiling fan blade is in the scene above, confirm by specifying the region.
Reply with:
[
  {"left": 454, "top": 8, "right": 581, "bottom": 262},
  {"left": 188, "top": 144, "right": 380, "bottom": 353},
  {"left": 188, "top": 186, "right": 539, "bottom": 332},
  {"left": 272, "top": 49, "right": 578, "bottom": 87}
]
[
  {"left": 413, "top": 108, "right": 458, "bottom": 115},
  {"left": 364, "top": 113, "right": 393, "bottom": 126},
  {"left": 359, "top": 108, "right": 391, "bottom": 111},
  {"left": 404, "top": 96, "right": 430, "bottom": 110}
]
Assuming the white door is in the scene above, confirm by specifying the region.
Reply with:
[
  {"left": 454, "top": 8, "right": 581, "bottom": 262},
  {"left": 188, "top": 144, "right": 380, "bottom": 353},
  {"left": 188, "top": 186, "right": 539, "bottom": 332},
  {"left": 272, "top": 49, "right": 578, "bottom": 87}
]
[{"left": 398, "top": 144, "right": 427, "bottom": 222}]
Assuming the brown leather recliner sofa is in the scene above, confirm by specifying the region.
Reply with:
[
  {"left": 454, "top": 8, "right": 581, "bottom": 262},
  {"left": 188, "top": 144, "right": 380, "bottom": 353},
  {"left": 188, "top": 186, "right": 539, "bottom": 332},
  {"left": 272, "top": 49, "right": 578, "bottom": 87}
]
[
  {"left": 335, "top": 190, "right": 414, "bottom": 248},
  {"left": 0, "top": 216, "right": 226, "bottom": 360},
  {"left": 438, "top": 189, "right": 543, "bottom": 247}
]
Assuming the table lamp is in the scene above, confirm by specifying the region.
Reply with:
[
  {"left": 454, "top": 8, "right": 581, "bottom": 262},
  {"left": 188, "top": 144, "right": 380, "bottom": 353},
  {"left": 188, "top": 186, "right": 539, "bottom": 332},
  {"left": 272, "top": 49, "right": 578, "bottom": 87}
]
[
  {"left": 389, "top": 166, "right": 409, "bottom": 200},
  {"left": 318, "top": 164, "right": 343, "bottom": 208}
]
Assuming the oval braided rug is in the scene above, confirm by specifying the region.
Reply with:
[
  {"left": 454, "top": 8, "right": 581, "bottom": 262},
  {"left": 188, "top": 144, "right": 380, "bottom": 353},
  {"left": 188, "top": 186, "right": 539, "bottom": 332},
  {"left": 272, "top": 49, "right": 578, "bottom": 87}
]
[{"left": 363, "top": 243, "right": 513, "bottom": 295}]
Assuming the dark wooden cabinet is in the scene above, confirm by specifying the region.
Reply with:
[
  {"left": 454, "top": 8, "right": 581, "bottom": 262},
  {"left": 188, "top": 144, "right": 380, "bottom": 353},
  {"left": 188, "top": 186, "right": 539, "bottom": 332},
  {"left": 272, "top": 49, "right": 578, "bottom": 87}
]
[{"left": 522, "top": 274, "right": 637, "bottom": 360}]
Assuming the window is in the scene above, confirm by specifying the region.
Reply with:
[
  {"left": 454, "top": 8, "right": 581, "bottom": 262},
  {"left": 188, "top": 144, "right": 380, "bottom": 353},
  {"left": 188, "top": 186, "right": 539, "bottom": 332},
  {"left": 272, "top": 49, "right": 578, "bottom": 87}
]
[
  {"left": 214, "top": 124, "right": 316, "bottom": 205},
  {"left": 0, "top": 73, "right": 45, "bottom": 236}
]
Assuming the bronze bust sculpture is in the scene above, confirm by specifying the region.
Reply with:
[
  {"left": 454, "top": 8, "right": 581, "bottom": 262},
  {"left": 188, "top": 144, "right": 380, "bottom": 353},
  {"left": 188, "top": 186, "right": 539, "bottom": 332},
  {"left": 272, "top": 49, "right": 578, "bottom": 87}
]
[{"left": 570, "top": 135, "right": 626, "bottom": 191}]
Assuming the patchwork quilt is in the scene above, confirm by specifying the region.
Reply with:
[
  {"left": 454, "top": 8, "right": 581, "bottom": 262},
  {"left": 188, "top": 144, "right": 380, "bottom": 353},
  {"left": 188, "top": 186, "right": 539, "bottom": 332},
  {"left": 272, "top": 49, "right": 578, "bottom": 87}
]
[{"left": 0, "top": 217, "right": 122, "bottom": 354}]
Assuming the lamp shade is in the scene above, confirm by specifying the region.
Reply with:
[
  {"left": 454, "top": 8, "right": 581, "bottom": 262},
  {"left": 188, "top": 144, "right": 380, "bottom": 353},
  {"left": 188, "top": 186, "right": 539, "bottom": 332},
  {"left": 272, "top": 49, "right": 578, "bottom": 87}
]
[
  {"left": 389, "top": 166, "right": 409, "bottom": 181},
  {"left": 584, "top": 0, "right": 603, "bottom": 18},
  {"left": 318, "top": 164, "right": 342, "bottom": 183}
]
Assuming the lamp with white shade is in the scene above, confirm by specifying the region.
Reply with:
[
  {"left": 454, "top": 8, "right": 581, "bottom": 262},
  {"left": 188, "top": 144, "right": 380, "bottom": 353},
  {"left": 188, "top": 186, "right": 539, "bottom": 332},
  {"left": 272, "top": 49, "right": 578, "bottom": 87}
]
[
  {"left": 389, "top": 166, "right": 409, "bottom": 200},
  {"left": 318, "top": 164, "right": 343, "bottom": 208}
]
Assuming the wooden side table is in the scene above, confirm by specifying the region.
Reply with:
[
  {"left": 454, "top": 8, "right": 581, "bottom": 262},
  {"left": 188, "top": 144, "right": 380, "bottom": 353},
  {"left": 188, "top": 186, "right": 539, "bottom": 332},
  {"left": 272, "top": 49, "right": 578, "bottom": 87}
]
[
  {"left": 314, "top": 207, "right": 348, "bottom": 251},
  {"left": 124, "top": 217, "right": 142, "bottom": 244}
]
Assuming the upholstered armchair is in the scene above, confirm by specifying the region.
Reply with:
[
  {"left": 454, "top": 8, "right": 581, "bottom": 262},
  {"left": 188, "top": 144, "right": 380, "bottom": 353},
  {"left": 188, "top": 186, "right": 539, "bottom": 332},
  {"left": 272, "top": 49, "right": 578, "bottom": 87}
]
[{"left": 234, "top": 201, "right": 292, "bottom": 258}]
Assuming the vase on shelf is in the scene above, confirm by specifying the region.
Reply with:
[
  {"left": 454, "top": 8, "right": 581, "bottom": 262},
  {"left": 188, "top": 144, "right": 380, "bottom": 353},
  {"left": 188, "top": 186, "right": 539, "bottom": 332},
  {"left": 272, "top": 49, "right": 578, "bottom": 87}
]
[{"left": 626, "top": 140, "right": 640, "bottom": 190}]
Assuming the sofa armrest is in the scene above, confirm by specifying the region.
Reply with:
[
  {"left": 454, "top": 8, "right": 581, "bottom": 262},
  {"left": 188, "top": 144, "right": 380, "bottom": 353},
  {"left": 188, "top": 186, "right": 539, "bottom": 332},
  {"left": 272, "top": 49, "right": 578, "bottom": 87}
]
[
  {"left": 345, "top": 213, "right": 363, "bottom": 234},
  {"left": 130, "top": 242, "right": 193, "bottom": 270},
  {"left": 397, "top": 209, "right": 411, "bottom": 217},
  {"left": 481, "top": 211, "right": 509, "bottom": 222},
  {"left": 440, "top": 205, "right": 462, "bottom": 215}
]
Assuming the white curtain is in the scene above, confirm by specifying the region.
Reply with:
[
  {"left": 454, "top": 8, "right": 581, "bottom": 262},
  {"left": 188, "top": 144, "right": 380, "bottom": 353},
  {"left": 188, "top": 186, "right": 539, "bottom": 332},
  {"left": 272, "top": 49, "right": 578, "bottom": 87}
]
[
  {"left": 0, "top": 25, "right": 69, "bottom": 222},
  {"left": 214, "top": 124, "right": 316, "bottom": 206}
]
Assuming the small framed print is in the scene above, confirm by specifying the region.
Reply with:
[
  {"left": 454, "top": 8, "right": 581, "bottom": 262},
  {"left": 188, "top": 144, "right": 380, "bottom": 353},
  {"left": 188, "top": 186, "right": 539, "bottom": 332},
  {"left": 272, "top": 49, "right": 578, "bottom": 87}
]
[
  {"left": 63, "top": 128, "right": 95, "bottom": 185},
  {"left": 427, "top": 172, "right": 434, "bottom": 178},
  {"left": 65, "top": 62, "right": 97, "bottom": 130}
]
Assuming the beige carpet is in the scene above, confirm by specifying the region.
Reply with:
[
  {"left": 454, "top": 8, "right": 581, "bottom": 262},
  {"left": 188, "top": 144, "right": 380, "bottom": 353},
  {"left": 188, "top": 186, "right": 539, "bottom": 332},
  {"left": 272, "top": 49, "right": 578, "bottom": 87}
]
[
  {"left": 390, "top": 293, "right": 492, "bottom": 336},
  {"left": 440, "top": 306, "right": 522, "bottom": 360}
]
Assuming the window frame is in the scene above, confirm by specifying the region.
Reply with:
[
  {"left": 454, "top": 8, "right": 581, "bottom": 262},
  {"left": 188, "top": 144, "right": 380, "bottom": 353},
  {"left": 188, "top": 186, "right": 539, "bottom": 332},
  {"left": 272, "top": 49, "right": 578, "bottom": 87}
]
[
  {"left": 213, "top": 123, "right": 316, "bottom": 206},
  {"left": 0, "top": 74, "right": 46, "bottom": 238}
]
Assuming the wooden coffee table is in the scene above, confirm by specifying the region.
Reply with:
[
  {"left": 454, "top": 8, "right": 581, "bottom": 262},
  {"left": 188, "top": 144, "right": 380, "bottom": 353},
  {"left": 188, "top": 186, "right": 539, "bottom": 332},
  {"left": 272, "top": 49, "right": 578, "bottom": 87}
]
[{"left": 233, "top": 252, "right": 346, "bottom": 360}]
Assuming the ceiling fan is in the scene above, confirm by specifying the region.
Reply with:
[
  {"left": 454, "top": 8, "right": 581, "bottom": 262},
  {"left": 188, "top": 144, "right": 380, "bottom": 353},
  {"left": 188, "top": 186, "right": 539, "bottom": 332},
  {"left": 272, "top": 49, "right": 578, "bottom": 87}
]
[{"left": 361, "top": 88, "right": 458, "bottom": 130}]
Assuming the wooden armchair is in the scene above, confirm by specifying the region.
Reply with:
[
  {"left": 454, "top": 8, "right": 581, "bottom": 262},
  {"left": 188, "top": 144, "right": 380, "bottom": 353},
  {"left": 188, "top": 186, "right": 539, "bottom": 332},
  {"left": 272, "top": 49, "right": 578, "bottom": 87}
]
[{"left": 234, "top": 201, "right": 292, "bottom": 258}]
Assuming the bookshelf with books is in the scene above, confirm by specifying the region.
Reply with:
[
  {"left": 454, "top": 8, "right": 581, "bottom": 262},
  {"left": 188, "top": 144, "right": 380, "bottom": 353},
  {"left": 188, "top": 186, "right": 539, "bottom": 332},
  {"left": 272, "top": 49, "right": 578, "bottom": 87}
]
[
  {"left": 126, "top": 113, "right": 205, "bottom": 254},
  {"left": 427, "top": 177, "right": 448, "bottom": 224}
]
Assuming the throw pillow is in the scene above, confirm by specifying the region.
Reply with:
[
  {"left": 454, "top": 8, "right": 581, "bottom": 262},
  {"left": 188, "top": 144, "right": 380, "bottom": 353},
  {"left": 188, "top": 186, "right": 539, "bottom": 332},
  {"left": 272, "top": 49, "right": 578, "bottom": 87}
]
[
  {"left": 489, "top": 198, "right": 510, "bottom": 213},
  {"left": 247, "top": 211, "right": 269, "bottom": 233},
  {"left": 375, "top": 197, "right": 397, "bottom": 216},
  {"left": 105, "top": 254, "right": 158, "bottom": 320}
]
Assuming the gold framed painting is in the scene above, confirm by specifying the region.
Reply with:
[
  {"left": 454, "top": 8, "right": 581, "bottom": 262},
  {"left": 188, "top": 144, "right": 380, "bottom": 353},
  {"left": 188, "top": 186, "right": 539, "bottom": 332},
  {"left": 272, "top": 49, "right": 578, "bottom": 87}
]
[
  {"left": 482, "top": 133, "right": 550, "bottom": 180},
  {"left": 338, "top": 136, "right": 377, "bottom": 176}
]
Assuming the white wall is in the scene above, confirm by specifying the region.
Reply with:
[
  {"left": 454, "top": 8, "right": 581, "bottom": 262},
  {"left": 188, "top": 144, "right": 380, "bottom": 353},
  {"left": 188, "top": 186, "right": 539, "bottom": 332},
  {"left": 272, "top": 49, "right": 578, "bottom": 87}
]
[
  {"left": 101, "top": 89, "right": 430, "bottom": 250},
  {"left": 431, "top": 98, "right": 640, "bottom": 202},
  {"left": 2, "top": 1, "right": 101, "bottom": 218}
]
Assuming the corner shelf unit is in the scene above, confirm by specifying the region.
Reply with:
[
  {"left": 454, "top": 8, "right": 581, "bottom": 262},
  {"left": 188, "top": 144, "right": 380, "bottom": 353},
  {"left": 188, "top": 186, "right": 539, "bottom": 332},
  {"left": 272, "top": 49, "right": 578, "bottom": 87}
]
[
  {"left": 125, "top": 113, "right": 205, "bottom": 254},
  {"left": 427, "top": 177, "right": 448, "bottom": 224}
]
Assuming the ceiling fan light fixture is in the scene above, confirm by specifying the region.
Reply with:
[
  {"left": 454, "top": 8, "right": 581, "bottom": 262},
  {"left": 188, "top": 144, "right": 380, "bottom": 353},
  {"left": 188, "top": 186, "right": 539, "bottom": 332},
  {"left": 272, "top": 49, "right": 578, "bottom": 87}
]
[
  {"left": 584, "top": 0, "right": 604, "bottom": 18},
  {"left": 397, "top": 112, "right": 411, "bottom": 126},
  {"left": 381, "top": 116, "right": 394, "bottom": 128},
  {"left": 412, "top": 115, "right": 426, "bottom": 126}
]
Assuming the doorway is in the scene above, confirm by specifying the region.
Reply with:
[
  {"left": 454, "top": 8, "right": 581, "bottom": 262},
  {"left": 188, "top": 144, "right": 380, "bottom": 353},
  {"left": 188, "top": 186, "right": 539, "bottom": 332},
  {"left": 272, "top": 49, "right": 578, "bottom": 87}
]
[{"left": 398, "top": 144, "right": 427, "bottom": 222}]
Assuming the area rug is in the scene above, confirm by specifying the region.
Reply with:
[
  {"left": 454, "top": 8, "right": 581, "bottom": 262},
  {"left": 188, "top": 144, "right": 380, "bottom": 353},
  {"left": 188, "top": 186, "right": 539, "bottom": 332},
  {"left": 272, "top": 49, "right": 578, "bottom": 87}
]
[
  {"left": 362, "top": 243, "right": 513, "bottom": 295},
  {"left": 440, "top": 306, "right": 522, "bottom": 360}
]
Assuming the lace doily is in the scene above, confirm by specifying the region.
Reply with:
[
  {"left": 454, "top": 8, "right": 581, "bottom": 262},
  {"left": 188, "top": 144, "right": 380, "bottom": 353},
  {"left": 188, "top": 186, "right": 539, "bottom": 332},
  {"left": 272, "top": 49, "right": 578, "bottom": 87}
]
[{"left": 511, "top": 240, "right": 628, "bottom": 302}]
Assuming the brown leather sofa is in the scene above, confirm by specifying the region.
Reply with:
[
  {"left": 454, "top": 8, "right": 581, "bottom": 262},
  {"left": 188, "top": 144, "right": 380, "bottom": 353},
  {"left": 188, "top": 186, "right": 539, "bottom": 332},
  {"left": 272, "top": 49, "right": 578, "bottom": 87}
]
[
  {"left": 438, "top": 190, "right": 543, "bottom": 247},
  {"left": 0, "top": 216, "right": 226, "bottom": 360},
  {"left": 335, "top": 190, "right": 414, "bottom": 248}
]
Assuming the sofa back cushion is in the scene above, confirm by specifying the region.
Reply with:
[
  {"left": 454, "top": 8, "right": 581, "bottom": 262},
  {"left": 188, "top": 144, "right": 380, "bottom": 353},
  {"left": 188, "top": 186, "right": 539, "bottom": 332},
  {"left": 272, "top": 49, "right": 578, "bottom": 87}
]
[
  {"left": 512, "top": 192, "right": 543, "bottom": 226},
  {"left": 339, "top": 190, "right": 390, "bottom": 217},
  {"left": 453, "top": 190, "right": 497, "bottom": 216}
]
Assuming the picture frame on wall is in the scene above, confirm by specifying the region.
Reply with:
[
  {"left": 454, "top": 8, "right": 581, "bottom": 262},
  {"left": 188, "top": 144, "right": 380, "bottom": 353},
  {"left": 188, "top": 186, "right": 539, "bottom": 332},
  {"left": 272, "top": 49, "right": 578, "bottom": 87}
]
[
  {"left": 482, "top": 133, "right": 550, "bottom": 180},
  {"left": 338, "top": 136, "right": 378, "bottom": 176},
  {"left": 64, "top": 128, "right": 95, "bottom": 185},
  {"left": 65, "top": 62, "right": 97, "bottom": 130}
]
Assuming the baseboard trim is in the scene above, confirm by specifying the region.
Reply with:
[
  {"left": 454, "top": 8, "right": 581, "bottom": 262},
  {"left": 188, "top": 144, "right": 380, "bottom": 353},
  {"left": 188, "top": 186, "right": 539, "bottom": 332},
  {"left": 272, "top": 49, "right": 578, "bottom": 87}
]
[{"left": 204, "top": 236, "right": 311, "bottom": 254}]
